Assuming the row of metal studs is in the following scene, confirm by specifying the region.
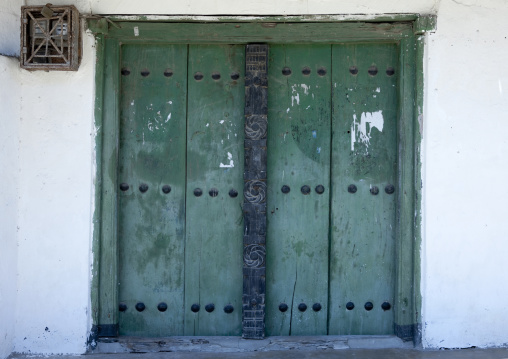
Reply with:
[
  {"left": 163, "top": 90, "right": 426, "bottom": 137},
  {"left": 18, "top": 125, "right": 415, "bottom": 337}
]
[
  {"left": 120, "top": 67, "right": 395, "bottom": 78},
  {"left": 119, "top": 302, "right": 235, "bottom": 314}
]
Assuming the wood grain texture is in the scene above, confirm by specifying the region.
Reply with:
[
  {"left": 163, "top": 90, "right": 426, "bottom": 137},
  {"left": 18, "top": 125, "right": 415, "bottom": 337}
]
[
  {"left": 185, "top": 45, "right": 245, "bottom": 336},
  {"left": 328, "top": 43, "right": 398, "bottom": 335},
  {"left": 118, "top": 44, "right": 188, "bottom": 336},
  {"left": 104, "top": 22, "right": 412, "bottom": 44},
  {"left": 266, "top": 45, "right": 332, "bottom": 336}
]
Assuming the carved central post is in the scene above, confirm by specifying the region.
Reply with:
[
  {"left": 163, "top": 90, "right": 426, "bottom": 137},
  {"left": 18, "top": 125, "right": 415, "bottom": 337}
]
[{"left": 242, "top": 44, "right": 268, "bottom": 339}]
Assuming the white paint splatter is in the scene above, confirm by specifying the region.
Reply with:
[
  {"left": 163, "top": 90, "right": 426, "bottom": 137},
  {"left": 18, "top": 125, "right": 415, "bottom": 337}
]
[
  {"left": 168, "top": 100, "right": 173, "bottom": 104},
  {"left": 166, "top": 113, "right": 171, "bottom": 122},
  {"left": 220, "top": 152, "right": 235, "bottom": 168},
  {"left": 291, "top": 93, "right": 300, "bottom": 106},
  {"left": 134, "top": 26, "right": 139, "bottom": 36},
  {"left": 287, "top": 108, "right": 290, "bottom": 113},
  {"left": 351, "top": 111, "right": 384, "bottom": 153},
  {"left": 300, "top": 84, "right": 310, "bottom": 95},
  {"left": 220, "top": 120, "right": 225, "bottom": 124},
  {"left": 376, "top": 87, "right": 381, "bottom": 93},
  {"left": 206, "top": 123, "right": 209, "bottom": 127},
  {"left": 317, "top": 147, "right": 321, "bottom": 154},
  {"left": 130, "top": 100, "right": 135, "bottom": 106},
  {"left": 306, "top": 105, "right": 310, "bottom": 110}
]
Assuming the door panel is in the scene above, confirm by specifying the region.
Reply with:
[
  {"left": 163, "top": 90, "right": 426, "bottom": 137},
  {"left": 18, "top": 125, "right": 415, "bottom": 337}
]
[
  {"left": 184, "top": 45, "right": 245, "bottom": 335},
  {"left": 328, "top": 43, "right": 398, "bottom": 334},
  {"left": 266, "top": 45, "right": 332, "bottom": 336},
  {"left": 118, "top": 44, "right": 188, "bottom": 336},
  {"left": 116, "top": 42, "right": 399, "bottom": 337}
]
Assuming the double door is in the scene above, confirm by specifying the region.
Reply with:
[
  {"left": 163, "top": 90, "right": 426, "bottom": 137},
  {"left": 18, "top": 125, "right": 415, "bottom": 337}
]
[{"left": 117, "top": 43, "right": 398, "bottom": 337}]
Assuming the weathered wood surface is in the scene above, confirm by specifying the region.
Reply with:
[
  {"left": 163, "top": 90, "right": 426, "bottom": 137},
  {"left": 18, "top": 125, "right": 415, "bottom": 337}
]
[
  {"left": 103, "top": 22, "right": 412, "bottom": 44},
  {"left": 185, "top": 45, "right": 245, "bottom": 336},
  {"left": 328, "top": 43, "right": 398, "bottom": 334},
  {"left": 242, "top": 44, "right": 268, "bottom": 339},
  {"left": 117, "top": 44, "right": 188, "bottom": 336},
  {"left": 266, "top": 45, "right": 332, "bottom": 336}
]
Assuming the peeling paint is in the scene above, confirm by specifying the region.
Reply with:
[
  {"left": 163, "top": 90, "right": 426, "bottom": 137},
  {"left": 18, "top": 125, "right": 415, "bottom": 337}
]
[
  {"left": 219, "top": 152, "right": 234, "bottom": 168},
  {"left": 351, "top": 111, "right": 384, "bottom": 152}
]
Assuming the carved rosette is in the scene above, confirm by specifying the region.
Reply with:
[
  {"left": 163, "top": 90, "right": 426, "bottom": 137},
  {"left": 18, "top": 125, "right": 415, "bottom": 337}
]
[
  {"left": 244, "top": 244, "right": 266, "bottom": 268},
  {"left": 245, "top": 115, "right": 267, "bottom": 140},
  {"left": 244, "top": 180, "right": 267, "bottom": 204}
]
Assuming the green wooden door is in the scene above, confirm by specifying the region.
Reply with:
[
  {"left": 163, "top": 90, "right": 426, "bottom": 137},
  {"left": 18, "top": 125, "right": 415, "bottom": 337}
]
[
  {"left": 266, "top": 43, "right": 398, "bottom": 335},
  {"left": 118, "top": 44, "right": 244, "bottom": 336},
  {"left": 117, "top": 42, "right": 398, "bottom": 337}
]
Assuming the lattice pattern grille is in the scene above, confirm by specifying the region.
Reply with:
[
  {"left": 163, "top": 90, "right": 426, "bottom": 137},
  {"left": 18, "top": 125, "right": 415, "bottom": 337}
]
[{"left": 21, "top": 5, "right": 80, "bottom": 71}]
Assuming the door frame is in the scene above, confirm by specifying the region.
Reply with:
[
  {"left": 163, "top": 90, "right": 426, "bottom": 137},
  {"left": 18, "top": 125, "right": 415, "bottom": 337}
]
[{"left": 86, "top": 15, "right": 435, "bottom": 346}]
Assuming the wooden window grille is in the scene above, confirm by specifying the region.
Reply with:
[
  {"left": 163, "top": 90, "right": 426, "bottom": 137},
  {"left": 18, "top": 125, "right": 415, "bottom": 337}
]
[{"left": 21, "top": 5, "right": 81, "bottom": 71}]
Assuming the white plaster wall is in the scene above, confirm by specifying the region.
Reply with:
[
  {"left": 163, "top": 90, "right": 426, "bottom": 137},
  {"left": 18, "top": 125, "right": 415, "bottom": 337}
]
[
  {"left": 422, "top": 0, "right": 508, "bottom": 349},
  {"left": 12, "top": 30, "right": 96, "bottom": 354},
  {"left": 0, "top": 55, "right": 20, "bottom": 359},
  {"left": 3, "top": 0, "right": 508, "bottom": 354},
  {"left": 0, "top": 0, "right": 21, "bottom": 56}
]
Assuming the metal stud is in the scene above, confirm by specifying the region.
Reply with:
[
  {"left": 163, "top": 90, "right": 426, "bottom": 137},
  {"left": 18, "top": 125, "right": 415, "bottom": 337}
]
[
  {"left": 385, "top": 184, "right": 395, "bottom": 194},
  {"left": 302, "top": 66, "right": 311, "bottom": 75},
  {"left": 211, "top": 72, "right": 221, "bottom": 80},
  {"left": 312, "top": 303, "right": 322, "bottom": 312},
  {"left": 279, "top": 303, "right": 288, "bottom": 312},
  {"left": 315, "top": 185, "right": 325, "bottom": 194},
  {"left": 298, "top": 303, "right": 307, "bottom": 312},
  {"left": 119, "top": 303, "right": 127, "bottom": 312},
  {"left": 209, "top": 188, "right": 219, "bottom": 197},
  {"left": 164, "top": 69, "right": 173, "bottom": 77},
  {"left": 346, "top": 302, "right": 355, "bottom": 310},
  {"left": 317, "top": 67, "right": 327, "bottom": 76},
  {"left": 251, "top": 299, "right": 257, "bottom": 307},
  {"left": 381, "top": 302, "right": 392, "bottom": 311},
  {"left": 139, "top": 184, "right": 148, "bottom": 193},
  {"left": 205, "top": 303, "right": 215, "bottom": 313},
  {"left": 349, "top": 66, "right": 358, "bottom": 75},
  {"left": 121, "top": 68, "right": 131, "bottom": 76},
  {"left": 194, "top": 188, "right": 203, "bottom": 197},
  {"left": 368, "top": 66, "right": 378, "bottom": 76},
  {"left": 348, "top": 184, "right": 357, "bottom": 193},
  {"left": 370, "top": 186, "right": 379, "bottom": 195},
  {"left": 194, "top": 72, "right": 204, "bottom": 81},
  {"left": 230, "top": 72, "right": 240, "bottom": 80},
  {"left": 301, "top": 185, "right": 311, "bottom": 195},
  {"left": 135, "top": 302, "right": 146, "bottom": 312},
  {"left": 282, "top": 67, "right": 292, "bottom": 76},
  {"left": 141, "top": 69, "right": 150, "bottom": 77},
  {"left": 191, "top": 304, "right": 200, "bottom": 313},
  {"left": 364, "top": 302, "right": 374, "bottom": 311},
  {"left": 157, "top": 302, "right": 168, "bottom": 312},
  {"left": 229, "top": 189, "right": 238, "bottom": 198},
  {"left": 281, "top": 185, "right": 290, "bottom": 194},
  {"left": 386, "top": 67, "right": 395, "bottom": 76},
  {"left": 224, "top": 304, "right": 234, "bottom": 314},
  {"left": 162, "top": 185, "right": 171, "bottom": 194},
  {"left": 119, "top": 183, "right": 129, "bottom": 191}
]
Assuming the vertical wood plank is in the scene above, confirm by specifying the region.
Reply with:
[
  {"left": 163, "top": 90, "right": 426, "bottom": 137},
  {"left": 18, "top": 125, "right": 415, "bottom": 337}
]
[
  {"left": 242, "top": 44, "right": 268, "bottom": 339},
  {"left": 266, "top": 45, "right": 332, "bottom": 336},
  {"left": 395, "top": 36, "right": 418, "bottom": 340},
  {"left": 185, "top": 45, "right": 245, "bottom": 336},
  {"left": 91, "top": 33, "right": 104, "bottom": 333},
  {"left": 329, "top": 43, "right": 398, "bottom": 335},
  {"left": 117, "top": 44, "right": 188, "bottom": 336},
  {"left": 98, "top": 38, "right": 121, "bottom": 336}
]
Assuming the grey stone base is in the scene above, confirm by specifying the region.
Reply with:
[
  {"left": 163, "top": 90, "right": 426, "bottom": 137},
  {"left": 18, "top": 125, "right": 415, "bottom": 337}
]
[{"left": 91, "top": 335, "right": 413, "bottom": 354}]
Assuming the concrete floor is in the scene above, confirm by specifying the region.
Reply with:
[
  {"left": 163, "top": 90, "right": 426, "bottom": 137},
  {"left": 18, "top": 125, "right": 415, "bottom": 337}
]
[{"left": 8, "top": 348, "right": 508, "bottom": 359}]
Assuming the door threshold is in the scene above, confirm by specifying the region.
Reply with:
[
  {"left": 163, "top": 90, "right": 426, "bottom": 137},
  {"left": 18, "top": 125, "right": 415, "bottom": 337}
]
[{"left": 90, "top": 335, "right": 414, "bottom": 354}]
